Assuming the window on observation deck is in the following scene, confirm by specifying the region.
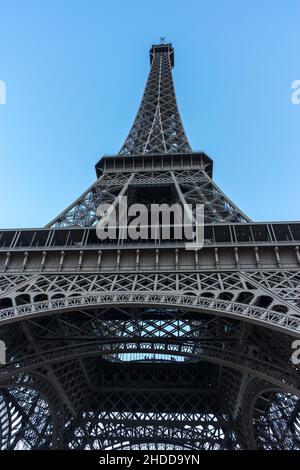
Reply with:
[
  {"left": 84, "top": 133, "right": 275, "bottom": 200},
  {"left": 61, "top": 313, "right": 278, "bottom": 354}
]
[
  {"left": 290, "top": 224, "right": 300, "bottom": 242},
  {"left": 0, "top": 231, "right": 15, "bottom": 248},
  {"left": 213, "top": 226, "right": 231, "bottom": 243},
  {"left": 51, "top": 230, "right": 69, "bottom": 247},
  {"left": 67, "top": 229, "right": 85, "bottom": 247},
  {"left": 273, "top": 224, "right": 292, "bottom": 242},
  {"left": 235, "top": 225, "right": 252, "bottom": 242},
  {"left": 15, "top": 230, "right": 35, "bottom": 247},
  {"left": 251, "top": 225, "right": 270, "bottom": 242},
  {"left": 31, "top": 230, "right": 49, "bottom": 247}
]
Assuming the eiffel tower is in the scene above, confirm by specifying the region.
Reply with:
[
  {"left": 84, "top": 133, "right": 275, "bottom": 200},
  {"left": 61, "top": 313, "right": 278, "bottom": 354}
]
[{"left": 0, "top": 42, "right": 300, "bottom": 451}]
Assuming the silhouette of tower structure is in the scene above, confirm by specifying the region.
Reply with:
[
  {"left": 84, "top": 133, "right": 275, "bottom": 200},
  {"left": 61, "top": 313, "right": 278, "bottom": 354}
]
[{"left": 0, "top": 43, "right": 300, "bottom": 450}]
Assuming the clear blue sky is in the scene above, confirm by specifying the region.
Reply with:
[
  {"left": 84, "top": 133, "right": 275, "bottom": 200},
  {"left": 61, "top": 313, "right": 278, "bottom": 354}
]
[{"left": 0, "top": 0, "right": 299, "bottom": 228}]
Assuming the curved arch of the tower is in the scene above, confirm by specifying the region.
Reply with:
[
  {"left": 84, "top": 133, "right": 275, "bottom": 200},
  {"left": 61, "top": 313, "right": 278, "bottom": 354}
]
[{"left": 0, "top": 43, "right": 300, "bottom": 450}]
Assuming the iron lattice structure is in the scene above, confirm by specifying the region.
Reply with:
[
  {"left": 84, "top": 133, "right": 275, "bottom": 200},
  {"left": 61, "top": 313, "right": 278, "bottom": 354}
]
[
  {"left": 0, "top": 42, "right": 300, "bottom": 450},
  {"left": 119, "top": 44, "right": 191, "bottom": 156}
]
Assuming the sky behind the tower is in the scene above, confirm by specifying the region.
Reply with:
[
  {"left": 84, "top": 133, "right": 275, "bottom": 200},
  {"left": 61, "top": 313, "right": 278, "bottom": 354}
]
[{"left": 0, "top": 0, "right": 299, "bottom": 227}]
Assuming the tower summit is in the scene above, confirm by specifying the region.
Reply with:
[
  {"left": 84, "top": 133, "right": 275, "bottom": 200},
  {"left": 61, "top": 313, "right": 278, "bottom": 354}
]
[
  {"left": 119, "top": 42, "right": 190, "bottom": 155},
  {"left": 0, "top": 42, "right": 299, "bottom": 450}
]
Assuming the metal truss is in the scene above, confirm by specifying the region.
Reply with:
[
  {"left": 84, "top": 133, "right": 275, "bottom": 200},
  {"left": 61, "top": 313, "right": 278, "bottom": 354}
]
[
  {"left": 47, "top": 168, "right": 249, "bottom": 228},
  {"left": 240, "top": 378, "right": 300, "bottom": 449},
  {"left": 119, "top": 44, "right": 191, "bottom": 156},
  {"left": 1, "top": 303, "right": 299, "bottom": 449},
  {"left": 245, "top": 271, "right": 300, "bottom": 308},
  {"left": 173, "top": 170, "right": 250, "bottom": 223},
  {"left": 0, "top": 289, "right": 300, "bottom": 337},
  {"left": 0, "top": 304, "right": 298, "bottom": 382},
  {"left": 0, "top": 372, "right": 64, "bottom": 449},
  {"left": 47, "top": 172, "right": 132, "bottom": 228},
  {"left": 0, "top": 270, "right": 298, "bottom": 317},
  {"left": 0, "top": 42, "right": 299, "bottom": 450}
]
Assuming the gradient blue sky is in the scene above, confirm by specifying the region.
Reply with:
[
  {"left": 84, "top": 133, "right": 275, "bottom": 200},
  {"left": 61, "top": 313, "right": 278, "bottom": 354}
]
[{"left": 0, "top": 0, "right": 299, "bottom": 228}]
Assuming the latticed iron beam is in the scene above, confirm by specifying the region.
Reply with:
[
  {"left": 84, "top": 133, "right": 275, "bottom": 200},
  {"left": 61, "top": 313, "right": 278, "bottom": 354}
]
[
  {"left": 0, "top": 41, "right": 299, "bottom": 451},
  {"left": 119, "top": 44, "right": 191, "bottom": 156}
]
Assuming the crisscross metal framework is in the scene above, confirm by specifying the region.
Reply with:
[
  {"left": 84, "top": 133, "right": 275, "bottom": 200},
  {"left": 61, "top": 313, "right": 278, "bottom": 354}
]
[
  {"left": 119, "top": 44, "right": 191, "bottom": 156},
  {"left": 0, "top": 42, "right": 300, "bottom": 450}
]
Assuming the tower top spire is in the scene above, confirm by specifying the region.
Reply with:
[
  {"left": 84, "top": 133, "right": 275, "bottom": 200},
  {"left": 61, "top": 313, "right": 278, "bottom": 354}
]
[
  {"left": 150, "top": 42, "right": 174, "bottom": 67},
  {"left": 119, "top": 42, "right": 189, "bottom": 156}
]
